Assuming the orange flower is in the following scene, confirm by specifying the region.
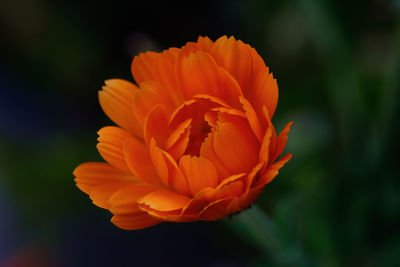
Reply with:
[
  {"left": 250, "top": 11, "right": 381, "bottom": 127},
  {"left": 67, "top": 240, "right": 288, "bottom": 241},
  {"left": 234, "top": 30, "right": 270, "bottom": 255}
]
[{"left": 73, "top": 36, "right": 292, "bottom": 230}]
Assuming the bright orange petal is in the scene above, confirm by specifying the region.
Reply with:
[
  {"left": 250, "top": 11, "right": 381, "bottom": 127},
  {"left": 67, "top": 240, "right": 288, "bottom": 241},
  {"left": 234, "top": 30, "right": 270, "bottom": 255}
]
[
  {"left": 123, "top": 137, "right": 162, "bottom": 186},
  {"left": 176, "top": 51, "right": 243, "bottom": 107},
  {"left": 133, "top": 81, "right": 177, "bottom": 124},
  {"left": 165, "top": 119, "right": 191, "bottom": 161},
  {"left": 153, "top": 48, "right": 183, "bottom": 102},
  {"left": 131, "top": 51, "right": 158, "bottom": 84},
  {"left": 98, "top": 79, "right": 143, "bottom": 138},
  {"left": 240, "top": 96, "right": 263, "bottom": 142},
  {"left": 248, "top": 70, "right": 279, "bottom": 120},
  {"left": 179, "top": 155, "right": 219, "bottom": 197},
  {"left": 199, "top": 133, "right": 232, "bottom": 181},
  {"left": 97, "top": 126, "right": 131, "bottom": 171},
  {"left": 196, "top": 36, "right": 213, "bottom": 51},
  {"left": 73, "top": 162, "right": 138, "bottom": 209},
  {"left": 111, "top": 212, "right": 161, "bottom": 230},
  {"left": 205, "top": 36, "right": 266, "bottom": 94},
  {"left": 213, "top": 116, "right": 259, "bottom": 174},
  {"left": 138, "top": 190, "right": 191, "bottom": 212},
  {"left": 109, "top": 184, "right": 162, "bottom": 215},
  {"left": 149, "top": 139, "right": 189, "bottom": 195}
]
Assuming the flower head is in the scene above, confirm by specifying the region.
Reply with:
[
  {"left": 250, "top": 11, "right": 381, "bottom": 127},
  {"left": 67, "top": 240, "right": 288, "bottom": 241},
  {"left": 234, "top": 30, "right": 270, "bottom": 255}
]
[{"left": 73, "top": 36, "right": 292, "bottom": 230}]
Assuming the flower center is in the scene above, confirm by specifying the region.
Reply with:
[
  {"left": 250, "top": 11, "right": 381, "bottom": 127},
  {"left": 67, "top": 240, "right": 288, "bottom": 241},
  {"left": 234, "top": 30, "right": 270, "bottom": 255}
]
[{"left": 185, "top": 120, "right": 211, "bottom": 156}]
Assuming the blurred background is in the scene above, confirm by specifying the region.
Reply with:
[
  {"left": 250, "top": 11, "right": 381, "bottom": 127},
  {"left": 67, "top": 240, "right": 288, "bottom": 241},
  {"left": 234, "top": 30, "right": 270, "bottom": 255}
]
[{"left": 0, "top": 0, "right": 399, "bottom": 266}]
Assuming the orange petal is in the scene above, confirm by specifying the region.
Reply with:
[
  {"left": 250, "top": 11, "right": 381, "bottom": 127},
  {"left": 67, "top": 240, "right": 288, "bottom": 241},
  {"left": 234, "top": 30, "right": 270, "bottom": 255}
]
[
  {"left": 255, "top": 153, "right": 292, "bottom": 187},
  {"left": 97, "top": 126, "right": 131, "bottom": 171},
  {"left": 240, "top": 96, "right": 263, "bottom": 142},
  {"left": 179, "top": 155, "right": 219, "bottom": 197},
  {"left": 133, "top": 81, "right": 177, "bottom": 124},
  {"left": 176, "top": 51, "right": 243, "bottom": 107},
  {"left": 262, "top": 106, "right": 277, "bottom": 164},
  {"left": 131, "top": 51, "right": 158, "bottom": 84},
  {"left": 198, "top": 197, "right": 233, "bottom": 221},
  {"left": 74, "top": 162, "right": 137, "bottom": 193},
  {"left": 123, "top": 137, "right": 162, "bottom": 185},
  {"left": 206, "top": 36, "right": 266, "bottom": 94},
  {"left": 199, "top": 133, "right": 232, "bottom": 181},
  {"left": 111, "top": 212, "right": 161, "bottom": 230},
  {"left": 227, "top": 184, "right": 264, "bottom": 214},
  {"left": 153, "top": 48, "right": 183, "bottom": 102},
  {"left": 98, "top": 79, "right": 143, "bottom": 138},
  {"left": 197, "top": 36, "right": 213, "bottom": 51},
  {"left": 165, "top": 119, "right": 191, "bottom": 161},
  {"left": 181, "top": 173, "right": 245, "bottom": 216},
  {"left": 149, "top": 139, "right": 190, "bottom": 195},
  {"left": 73, "top": 162, "right": 138, "bottom": 209},
  {"left": 144, "top": 104, "right": 170, "bottom": 148},
  {"left": 138, "top": 190, "right": 191, "bottom": 212},
  {"left": 272, "top": 121, "right": 293, "bottom": 162},
  {"left": 213, "top": 116, "right": 259, "bottom": 174},
  {"left": 248, "top": 70, "right": 279, "bottom": 120},
  {"left": 109, "top": 184, "right": 162, "bottom": 215}
]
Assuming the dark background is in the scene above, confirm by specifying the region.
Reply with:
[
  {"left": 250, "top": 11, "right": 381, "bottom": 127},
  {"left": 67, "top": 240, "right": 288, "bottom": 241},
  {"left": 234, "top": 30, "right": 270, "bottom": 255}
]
[{"left": 1, "top": 0, "right": 399, "bottom": 266}]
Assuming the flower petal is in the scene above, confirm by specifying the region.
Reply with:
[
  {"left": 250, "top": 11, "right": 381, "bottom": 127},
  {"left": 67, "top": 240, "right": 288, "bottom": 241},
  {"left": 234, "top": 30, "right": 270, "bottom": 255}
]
[
  {"left": 109, "top": 184, "right": 162, "bottom": 215},
  {"left": 111, "top": 212, "right": 161, "bottom": 230},
  {"left": 198, "top": 198, "right": 233, "bottom": 221},
  {"left": 131, "top": 51, "right": 158, "bottom": 84},
  {"left": 176, "top": 50, "right": 243, "bottom": 107},
  {"left": 123, "top": 137, "right": 162, "bottom": 186},
  {"left": 199, "top": 132, "right": 232, "bottom": 181},
  {"left": 98, "top": 79, "right": 143, "bottom": 138},
  {"left": 73, "top": 162, "right": 138, "bottom": 209},
  {"left": 213, "top": 115, "right": 259, "bottom": 174},
  {"left": 272, "top": 121, "right": 293, "bottom": 162},
  {"left": 240, "top": 96, "right": 263, "bottom": 142},
  {"left": 97, "top": 126, "right": 131, "bottom": 171},
  {"left": 133, "top": 81, "right": 178, "bottom": 124},
  {"left": 255, "top": 153, "right": 292, "bottom": 188},
  {"left": 165, "top": 119, "right": 191, "bottom": 161},
  {"left": 144, "top": 104, "right": 170, "bottom": 148},
  {"left": 138, "top": 190, "right": 191, "bottom": 212},
  {"left": 248, "top": 70, "right": 279, "bottom": 120},
  {"left": 205, "top": 36, "right": 266, "bottom": 94},
  {"left": 179, "top": 155, "right": 219, "bottom": 197},
  {"left": 149, "top": 139, "right": 189, "bottom": 195}
]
